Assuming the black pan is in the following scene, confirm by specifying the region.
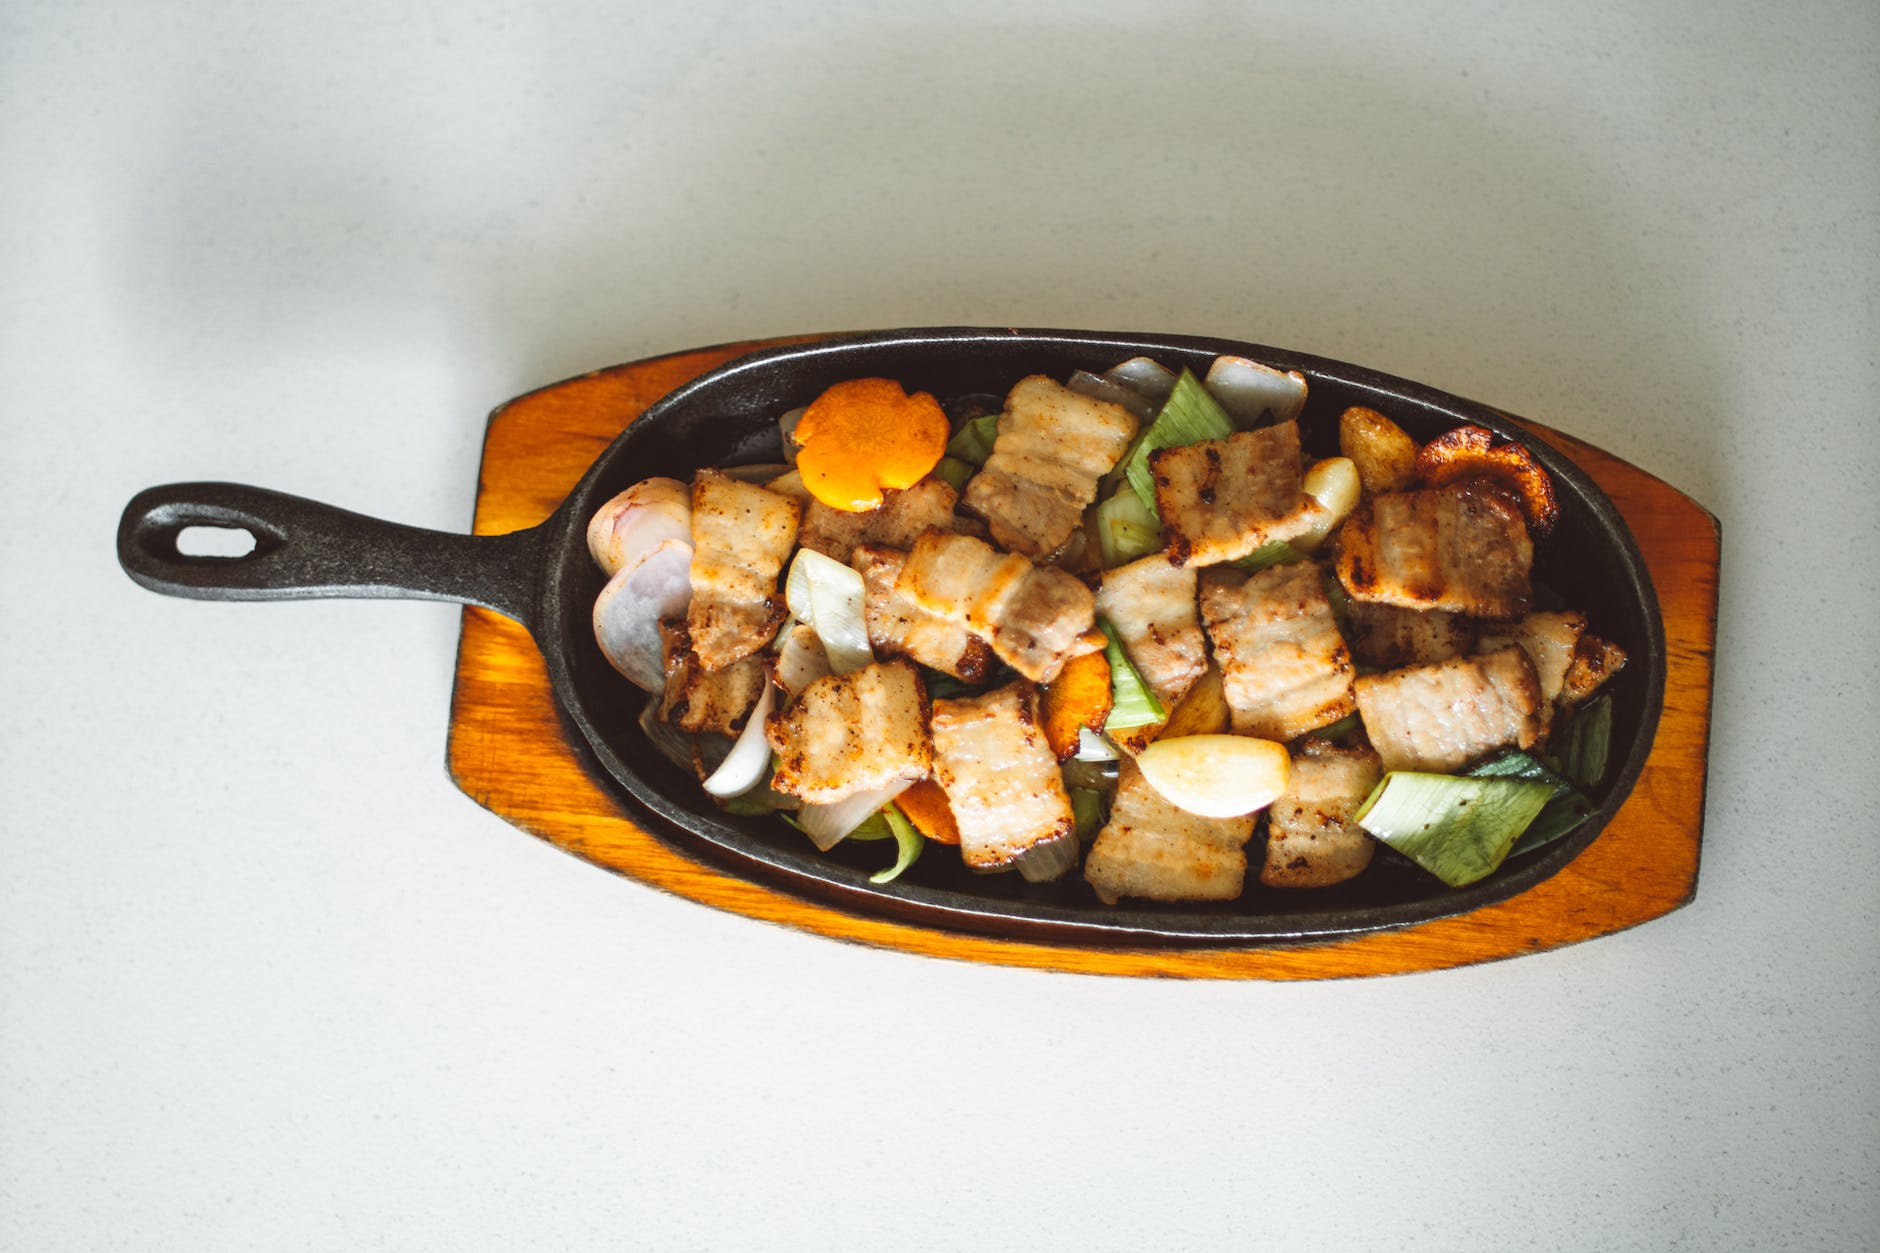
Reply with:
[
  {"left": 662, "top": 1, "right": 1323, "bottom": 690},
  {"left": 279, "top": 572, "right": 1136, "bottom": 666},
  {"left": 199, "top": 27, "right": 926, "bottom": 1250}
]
[{"left": 118, "top": 327, "right": 1666, "bottom": 948}]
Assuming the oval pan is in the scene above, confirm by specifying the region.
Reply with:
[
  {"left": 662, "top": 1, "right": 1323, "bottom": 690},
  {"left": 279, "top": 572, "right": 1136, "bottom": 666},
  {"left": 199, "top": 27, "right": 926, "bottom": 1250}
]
[{"left": 532, "top": 329, "right": 1667, "bottom": 947}]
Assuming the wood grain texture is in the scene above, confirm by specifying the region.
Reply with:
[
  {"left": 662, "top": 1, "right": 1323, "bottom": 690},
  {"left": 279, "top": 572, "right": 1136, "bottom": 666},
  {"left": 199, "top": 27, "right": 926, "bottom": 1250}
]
[{"left": 446, "top": 339, "right": 1719, "bottom": 979}]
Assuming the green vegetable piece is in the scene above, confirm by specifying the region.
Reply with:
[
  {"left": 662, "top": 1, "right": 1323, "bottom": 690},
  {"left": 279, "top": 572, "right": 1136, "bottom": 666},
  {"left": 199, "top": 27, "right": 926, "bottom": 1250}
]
[
  {"left": 1094, "top": 486, "right": 1164, "bottom": 567},
  {"left": 1557, "top": 695, "right": 1614, "bottom": 788},
  {"left": 932, "top": 456, "right": 976, "bottom": 492},
  {"left": 1098, "top": 620, "right": 1166, "bottom": 731},
  {"left": 945, "top": 413, "right": 1001, "bottom": 466},
  {"left": 868, "top": 804, "right": 924, "bottom": 884},
  {"left": 1469, "top": 750, "right": 1598, "bottom": 857},
  {"left": 1355, "top": 771, "right": 1556, "bottom": 888},
  {"left": 1119, "top": 369, "right": 1237, "bottom": 511},
  {"left": 1230, "top": 540, "right": 1304, "bottom": 574},
  {"left": 1069, "top": 788, "right": 1108, "bottom": 842}
]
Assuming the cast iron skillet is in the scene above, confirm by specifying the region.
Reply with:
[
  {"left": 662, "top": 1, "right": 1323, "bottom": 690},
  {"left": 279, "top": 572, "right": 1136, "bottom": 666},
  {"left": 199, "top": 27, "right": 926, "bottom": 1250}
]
[{"left": 118, "top": 327, "right": 1666, "bottom": 948}]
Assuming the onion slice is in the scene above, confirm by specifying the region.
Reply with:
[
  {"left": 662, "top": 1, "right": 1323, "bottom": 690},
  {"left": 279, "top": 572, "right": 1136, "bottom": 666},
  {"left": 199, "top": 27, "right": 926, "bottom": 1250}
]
[
  {"left": 1203, "top": 356, "right": 1308, "bottom": 428},
  {"left": 702, "top": 683, "right": 777, "bottom": 798},
  {"left": 783, "top": 548, "right": 874, "bottom": 675},
  {"left": 796, "top": 782, "right": 911, "bottom": 851}
]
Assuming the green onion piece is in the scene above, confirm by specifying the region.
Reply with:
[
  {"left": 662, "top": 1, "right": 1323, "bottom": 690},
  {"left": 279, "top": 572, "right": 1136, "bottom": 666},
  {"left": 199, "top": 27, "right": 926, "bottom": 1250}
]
[
  {"left": 1557, "top": 695, "right": 1614, "bottom": 788},
  {"left": 716, "top": 790, "right": 780, "bottom": 817},
  {"left": 1094, "top": 487, "right": 1164, "bottom": 567},
  {"left": 868, "top": 804, "right": 924, "bottom": 884},
  {"left": 1069, "top": 788, "right": 1108, "bottom": 842},
  {"left": 1355, "top": 772, "right": 1557, "bottom": 887},
  {"left": 1120, "top": 369, "right": 1237, "bottom": 511},
  {"left": 1469, "top": 750, "right": 1598, "bottom": 857},
  {"left": 945, "top": 413, "right": 1001, "bottom": 466},
  {"left": 1230, "top": 540, "right": 1304, "bottom": 573},
  {"left": 1099, "top": 619, "right": 1165, "bottom": 730},
  {"left": 843, "top": 810, "right": 896, "bottom": 842},
  {"left": 1313, "top": 713, "right": 1363, "bottom": 743},
  {"left": 922, "top": 669, "right": 980, "bottom": 701},
  {"left": 932, "top": 456, "right": 976, "bottom": 492}
]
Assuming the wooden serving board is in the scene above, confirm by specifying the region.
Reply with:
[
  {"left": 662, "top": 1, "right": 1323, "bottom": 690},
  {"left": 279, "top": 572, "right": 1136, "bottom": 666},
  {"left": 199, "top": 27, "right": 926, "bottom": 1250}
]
[{"left": 446, "top": 337, "right": 1719, "bottom": 979}]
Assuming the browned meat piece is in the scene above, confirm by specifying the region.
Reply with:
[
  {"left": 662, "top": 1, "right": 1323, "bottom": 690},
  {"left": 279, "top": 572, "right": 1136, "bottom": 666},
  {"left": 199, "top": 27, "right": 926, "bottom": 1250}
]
[
  {"left": 929, "top": 683, "right": 1076, "bottom": 871},
  {"left": 1200, "top": 562, "right": 1356, "bottom": 742},
  {"left": 1561, "top": 631, "right": 1628, "bottom": 708},
  {"left": 657, "top": 618, "right": 767, "bottom": 735},
  {"left": 1353, "top": 646, "right": 1544, "bottom": 773},
  {"left": 1344, "top": 600, "right": 1474, "bottom": 670},
  {"left": 1149, "top": 421, "right": 1329, "bottom": 567},
  {"left": 1095, "top": 556, "right": 1208, "bottom": 710},
  {"left": 797, "top": 477, "right": 961, "bottom": 566},
  {"left": 686, "top": 469, "right": 801, "bottom": 670},
  {"left": 1084, "top": 758, "right": 1256, "bottom": 905},
  {"left": 1334, "top": 483, "right": 1533, "bottom": 618},
  {"left": 962, "top": 375, "right": 1138, "bottom": 559},
  {"left": 1260, "top": 739, "right": 1383, "bottom": 888},
  {"left": 851, "top": 544, "right": 994, "bottom": 683},
  {"left": 896, "top": 530, "right": 1100, "bottom": 683},
  {"left": 765, "top": 658, "right": 932, "bottom": 804},
  {"left": 1476, "top": 610, "right": 1627, "bottom": 730}
]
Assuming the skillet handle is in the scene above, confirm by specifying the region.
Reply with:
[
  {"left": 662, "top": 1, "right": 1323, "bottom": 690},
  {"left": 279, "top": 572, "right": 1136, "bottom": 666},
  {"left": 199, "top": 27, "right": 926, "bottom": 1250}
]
[{"left": 117, "top": 481, "right": 550, "bottom": 632}]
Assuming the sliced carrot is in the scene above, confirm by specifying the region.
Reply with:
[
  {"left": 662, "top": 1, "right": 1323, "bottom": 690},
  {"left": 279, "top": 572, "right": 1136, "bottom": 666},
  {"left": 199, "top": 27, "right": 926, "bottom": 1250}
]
[
  {"left": 1413, "top": 425, "right": 1559, "bottom": 536},
  {"left": 894, "top": 779, "right": 960, "bottom": 845},
  {"left": 1040, "top": 649, "right": 1114, "bottom": 760},
  {"left": 793, "top": 378, "right": 950, "bottom": 513}
]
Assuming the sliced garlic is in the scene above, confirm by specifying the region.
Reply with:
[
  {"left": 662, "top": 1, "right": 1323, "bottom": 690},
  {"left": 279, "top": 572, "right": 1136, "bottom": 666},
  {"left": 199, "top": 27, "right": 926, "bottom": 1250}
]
[{"left": 1135, "top": 734, "right": 1289, "bottom": 819}]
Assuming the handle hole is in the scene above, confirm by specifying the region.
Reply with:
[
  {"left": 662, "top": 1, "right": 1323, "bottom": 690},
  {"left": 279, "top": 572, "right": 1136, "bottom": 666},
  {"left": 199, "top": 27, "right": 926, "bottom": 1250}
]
[{"left": 175, "top": 524, "right": 258, "bottom": 559}]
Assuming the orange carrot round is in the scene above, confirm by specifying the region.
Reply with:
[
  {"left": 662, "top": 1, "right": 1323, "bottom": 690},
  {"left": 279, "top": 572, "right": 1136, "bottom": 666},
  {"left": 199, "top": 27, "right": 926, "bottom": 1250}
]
[{"left": 793, "top": 378, "right": 950, "bottom": 513}]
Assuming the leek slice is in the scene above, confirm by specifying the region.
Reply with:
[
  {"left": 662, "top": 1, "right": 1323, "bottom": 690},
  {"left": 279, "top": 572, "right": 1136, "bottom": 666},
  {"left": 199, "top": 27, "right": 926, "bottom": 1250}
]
[
  {"left": 1557, "top": 695, "right": 1614, "bottom": 788},
  {"left": 1069, "top": 788, "right": 1108, "bottom": 842},
  {"left": 1119, "top": 369, "right": 1237, "bottom": 511},
  {"left": 1355, "top": 772, "right": 1556, "bottom": 887},
  {"left": 1469, "top": 751, "right": 1598, "bottom": 857},
  {"left": 783, "top": 548, "right": 873, "bottom": 676},
  {"left": 848, "top": 803, "right": 924, "bottom": 885},
  {"left": 932, "top": 455, "right": 976, "bottom": 492},
  {"left": 1098, "top": 620, "right": 1165, "bottom": 731},
  {"left": 1094, "top": 487, "right": 1164, "bottom": 567},
  {"left": 1230, "top": 540, "right": 1305, "bottom": 574},
  {"left": 945, "top": 413, "right": 1001, "bottom": 466}
]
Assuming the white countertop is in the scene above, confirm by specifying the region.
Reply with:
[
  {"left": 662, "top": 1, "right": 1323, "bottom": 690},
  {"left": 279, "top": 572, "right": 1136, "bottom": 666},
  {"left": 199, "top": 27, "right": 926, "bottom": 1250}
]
[{"left": 5, "top": 1, "right": 1876, "bottom": 1248}]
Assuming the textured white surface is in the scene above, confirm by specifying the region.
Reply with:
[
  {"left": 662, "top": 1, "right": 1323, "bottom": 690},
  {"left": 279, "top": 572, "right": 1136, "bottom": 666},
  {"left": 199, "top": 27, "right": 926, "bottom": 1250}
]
[{"left": 4, "top": 0, "right": 1877, "bottom": 1249}]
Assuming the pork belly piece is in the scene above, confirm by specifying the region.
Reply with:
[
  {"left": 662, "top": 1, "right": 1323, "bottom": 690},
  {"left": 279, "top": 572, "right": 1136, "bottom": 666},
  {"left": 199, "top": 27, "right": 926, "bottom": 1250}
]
[
  {"left": 929, "top": 682, "right": 1075, "bottom": 871},
  {"left": 1344, "top": 600, "right": 1474, "bottom": 670},
  {"left": 686, "top": 469, "right": 802, "bottom": 671},
  {"left": 1149, "top": 421, "right": 1329, "bottom": 567},
  {"left": 852, "top": 543, "right": 994, "bottom": 683},
  {"left": 1560, "top": 631, "right": 1627, "bottom": 708},
  {"left": 1199, "top": 562, "right": 1356, "bottom": 742},
  {"left": 1353, "top": 645, "right": 1544, "bottom": 774},
  {"left": 1335, "top": 483, "right": 1533, "bottom": 618},
  {"left": 1084, "top": 759, "right": 1256, "bottom": 905},
  {"left": 1095, "top": 555, "right": 1208, "bottom": 710},
  {"left": 962, "top": 375, "right": 1138, "bottom": 559},
  {"left": 896, "top": 530, "right": 1099, "bottom": 683},
  {"left": 657, "top": 619, "right": 767, "bottom": 736},
  {"left": 765, "top": 657, "right": 932, "bottom": 804},
  {"left": 1476, "top": 610, "right": 1627, "bottom": 731},
  {"left": 797, "top": 477, "right": 961, "bottom": 566},
  {"left": 1260, "top": 739, "right": 1383, "bottom": 889}
]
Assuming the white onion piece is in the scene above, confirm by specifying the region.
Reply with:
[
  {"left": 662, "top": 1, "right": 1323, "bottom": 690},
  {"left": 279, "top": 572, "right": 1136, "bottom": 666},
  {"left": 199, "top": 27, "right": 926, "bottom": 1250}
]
[
  {"left": 1203, "top": 356, "right": 1308, "bottom": 427},
  {"left": 765, "top": 468, "right": 811, "bottom": 500},
  {"left": 796, "top": 782, "right": 911, "bottom": 851},
  {"left": 778, "top": 406, "right": 809, "bottom": 465},
  {"left": 1105, "top": 357, "right": 1177, "bottom": 402},
  {"left": 1067, "top": 370, "right": 1157, "bottom": 420},
  {"left": 774, "top": 621, "right": 833, "bottom": 697},
  {"left": 1074, "top": 727, "right": 1120, "bottom": 761},
  {"left": 783, "top": 548, "right": 873, "bottom": 676},
  {"left": 593, "top": 537, "right": 693, "bottom": 691},
  {"left": 637, "top": 699, "right": 696, "bottom": 772},
  {"left": 587, "top": 478, "right": 691, "bottom": 577},
  {"left": 702, "top": 683, "right": 777, "bottom": 798},
  {"left": 1011, "top": 832, "right": 1081, "bottom": 884}
]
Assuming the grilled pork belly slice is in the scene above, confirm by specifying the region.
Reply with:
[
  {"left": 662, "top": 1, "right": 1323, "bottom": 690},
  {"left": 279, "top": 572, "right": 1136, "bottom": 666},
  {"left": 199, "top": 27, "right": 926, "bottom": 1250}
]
[
  {"left": 686, "top": 469, "right": 802, "bottom": 671},
  {"left": 1476, "top": 610, "right": 1627, "bottom": 729},
  {"left": 657, "top": 619, "right": 767, "bottom": 736},
  {"left": 1560, "top": 631, "right": 1627, "bottom": 708},
  {"left": 1344, "top": 600, "right": 1474, "bottom": 670},
  {"left": 1084, "top": 759, "right": 1256, "bottom": 905},
  {"left": 797, "top": 477, "right": 961, "bottom": 566},
  {"left": 765, "top": 657, "right": 932, "bottom": 804},
  {"left": 1335, "top": 483, "right": 1533, "bottom": 618},
  {"left": 1150, "top": 421, "right": 1329, "bottom": 567},
  {"left": 929, "top": 682, "right": 1076, "bottom": 871},
  {"left": 1260, "top": 739, "right": 1383, "bottom": 889},
  {"left": 1095, "top": 556, "right": 1208, "bottom": 710},
  {"left": 962, "top": 375, "right": 1138, "bottom": 559},
  {"left": 1353, "top": 645, "right": 1544, "bottom": 774},
  {"left": 852, "top": 544, "right": 994, "bottom": 683},
  {"left": 1200, "top": 562, "right": 1357, "bottom": 742},
  {"left": 896, "top": 530, "right": 1099, "bottom": 683}
]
